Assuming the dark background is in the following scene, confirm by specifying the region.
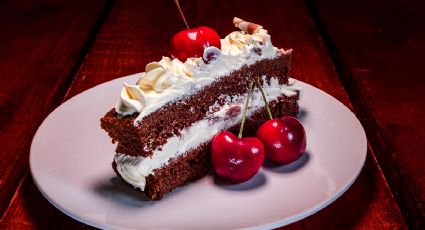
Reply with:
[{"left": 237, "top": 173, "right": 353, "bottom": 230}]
[{"left": 0, "top": 0, "right": 423, "bottom": 229}]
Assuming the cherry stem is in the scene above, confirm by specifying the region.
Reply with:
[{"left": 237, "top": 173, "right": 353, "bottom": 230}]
[
  {"left": 174, "top": 0, "right": 190, "bottom": 29},
  {"left": 255, "top": 77, "right": 273, "bottom": 120},
  {"left": 238, "top": 81, "right": 255, "bottom": 138}
]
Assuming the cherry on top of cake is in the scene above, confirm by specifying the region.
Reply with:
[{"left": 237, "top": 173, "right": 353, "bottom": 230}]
[
  {"left": 170, "top": 26, "right": 221, "bottom": 62},
  {"left": 114, "top": 17, "right": 290, "bottom": 124},
  {"left": 169, "top": 17, "right": 266, "bottom": 62}
]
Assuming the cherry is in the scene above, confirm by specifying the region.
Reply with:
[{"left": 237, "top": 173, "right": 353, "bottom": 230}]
[
  {"left": 256, "top": 117, "right": 306, "bottom": 164},
  {"left": 170, "top": 26, "right": 221, "bottom": 62},
  {"left": 211, "top": 131, "right": 265, "bottom": 183},
  {"left": 211, "top": 81, "right": 264, "bottom": 183}
]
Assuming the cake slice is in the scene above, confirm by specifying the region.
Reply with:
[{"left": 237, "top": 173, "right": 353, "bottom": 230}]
[{"left": 100, "top": 17, "right": 301, "bottom": 200}]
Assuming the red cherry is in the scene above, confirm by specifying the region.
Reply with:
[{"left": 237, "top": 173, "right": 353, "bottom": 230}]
[
  {"left": 170, "top": 26, "right": 221, "bottom": 62},
  {"left": 256, "top": 117, "right": 307, "bottom": 164},
  {"left": 211, "top": 131, "right": 265, "bottom": 183}
]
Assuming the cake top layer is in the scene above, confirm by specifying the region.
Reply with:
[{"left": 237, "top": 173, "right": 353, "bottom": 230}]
[{"left": 115, "top": 17, "right": 290, "bottom": 124}]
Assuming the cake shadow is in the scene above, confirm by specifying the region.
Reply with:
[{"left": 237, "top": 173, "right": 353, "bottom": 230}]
[
  {"left": 94, "top": 177, "right": 153, "bottom": 207},
  {"left": 213, "top": 172, "right": 266, "bottom": 191},
  {"left": 263, "top": 151, "right": 310, "bottom": 173},
  {"left": 297, "top": 108, "right": 308, "bottom": 122}
]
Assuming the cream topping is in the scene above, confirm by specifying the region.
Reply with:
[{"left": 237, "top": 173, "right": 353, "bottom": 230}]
[
  {"left": 114, "top": 17, "right": 291, "bottom": 124},
  {"left": 114, "top": 77, "right": 301, "bottom": 190},
  {"left": 114, "top": 83, "right": 146, "bottom": 117}
]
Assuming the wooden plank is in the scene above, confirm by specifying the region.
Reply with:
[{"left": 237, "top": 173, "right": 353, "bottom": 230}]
[
  {"left": 0, "top": 0, "right": 110, "bottom": 219},
  {"left": 0, "top": 172, "right": 94, "bottom": 229},
  {"left": 287, "top": 151, "right": 406, "bottom": 229},
  {"left": 307, "top": 0, "right": 425, "bottom": 228},
  {"left": 1, "top": 0, "right": 407, "bottom": 228}
]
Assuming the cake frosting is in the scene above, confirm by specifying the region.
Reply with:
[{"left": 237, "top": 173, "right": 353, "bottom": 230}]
[
  {"left": 114, "top": 77, "right": 301, "bottom": 190},
  {"left": 115, "top": 17, "right": 291, "bottom": 124}
]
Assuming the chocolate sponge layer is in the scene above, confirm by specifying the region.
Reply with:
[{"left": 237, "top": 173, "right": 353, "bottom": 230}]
[
  {"left": 113, "top": 94, "right": 299, "bottom": 200},
  {"left": 101, "top": 52, "right": 292, "bottom": 157}
]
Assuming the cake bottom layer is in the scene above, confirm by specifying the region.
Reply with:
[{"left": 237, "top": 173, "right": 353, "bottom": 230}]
[{"left": 113, "top": 95, "right": 299, "bottom": 200}]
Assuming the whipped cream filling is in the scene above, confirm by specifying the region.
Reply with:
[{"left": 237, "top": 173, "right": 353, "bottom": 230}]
[
  {"left": 114, "top": 77, "right": 301, "bottom": 190},
  {"left": 114, "top": 19, "right": 292, "bottom": 124}
]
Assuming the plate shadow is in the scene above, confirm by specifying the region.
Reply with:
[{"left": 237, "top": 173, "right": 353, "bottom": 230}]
[
  {"left": 213, "top": 172, "right": 266, "bottom": 191},
  {"left": 94, "top": 177, "right": 153, "bottom": 207},
  {"left": 298, "top": 108, "right": 308, "bottom": 122},
  {"left": 263, "top": 151, "right": 311, "bottom": 173}
]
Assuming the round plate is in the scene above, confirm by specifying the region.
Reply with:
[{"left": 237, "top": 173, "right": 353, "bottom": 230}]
[{"left": 30, "top": 74, "right": 367, "bottom": 230}]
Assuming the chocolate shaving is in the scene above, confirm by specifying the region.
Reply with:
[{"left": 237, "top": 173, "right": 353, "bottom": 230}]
[{"left": 233, "top": 17, "right": 263, "bottom": 34}]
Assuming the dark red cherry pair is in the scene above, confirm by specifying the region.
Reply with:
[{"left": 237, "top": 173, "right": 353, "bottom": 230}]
[
  {"left": 211, "top": 81, "right": 307, "bottom": 183},
  {"left": 211, "top": 117, "right": 306, "bottom": 183}
]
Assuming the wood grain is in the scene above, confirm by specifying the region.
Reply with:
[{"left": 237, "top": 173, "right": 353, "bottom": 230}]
[
  {"left": 0, "top": 0, "right": 112, "bottom": 219},
  {"left": 308, "top": 0, "right": 425, "bottom": 228},
  {"left": 0, "top": 170, "right": 94, "bottom": 229},
  {"left": 286, "top": 151, "right": 406, "bottom": 229},
  {"left": 0, "top": 0, "right": 409, "bottom": 229}
]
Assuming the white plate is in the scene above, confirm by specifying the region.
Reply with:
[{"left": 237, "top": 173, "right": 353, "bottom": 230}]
[{"left": 30, "top": 74, "right": 367, "bottom": 230}]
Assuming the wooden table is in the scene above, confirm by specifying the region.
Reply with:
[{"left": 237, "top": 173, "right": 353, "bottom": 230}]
[{"left": 0, "top": 0, "right": 423, "bottom": 229}]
